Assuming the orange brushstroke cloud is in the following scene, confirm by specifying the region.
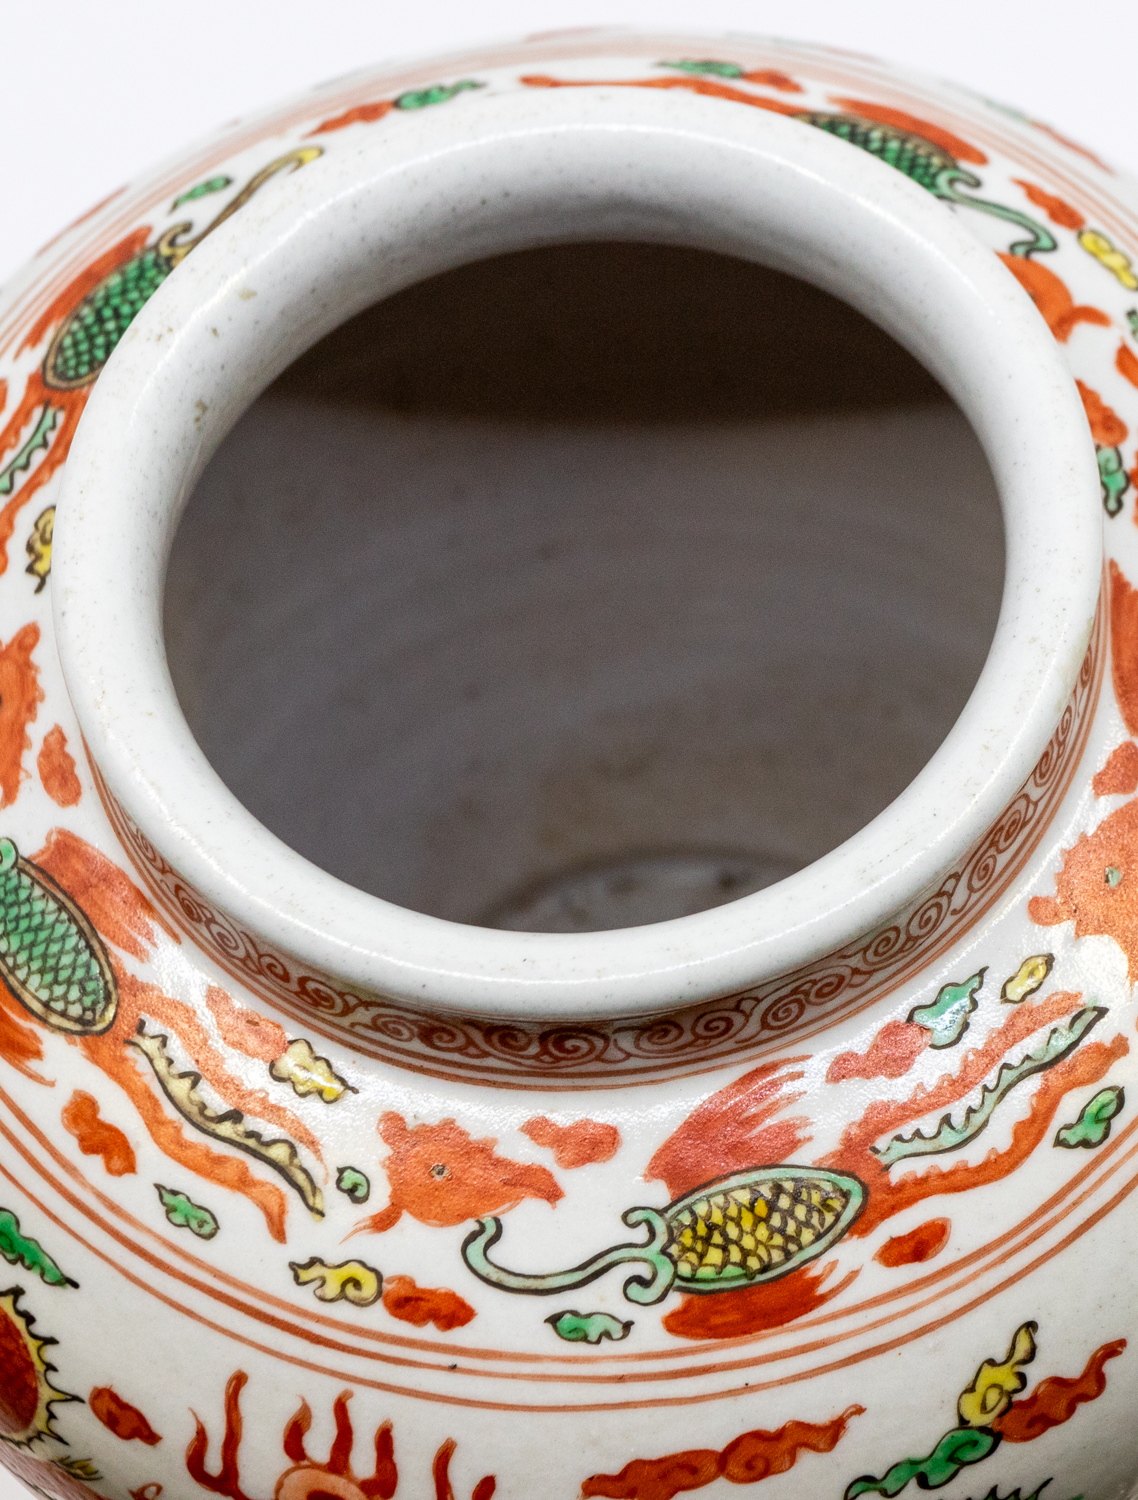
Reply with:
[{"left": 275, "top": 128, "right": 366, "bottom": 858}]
[
  {"left": 23, "top": 836, "right": 313, "bottom": 1239},
  {"left": 873, "top": 1217, "right": 951, "bottom": 1268},
  {"left": 581, "top": 1406, "right": 863, "bottom": 1500},
  {"left": 742, "top": 69, "right": 802, "bottom": 92},
  {"left": 1029, "top": 798, "right": 1138, "bottom": 976},
  {"left": 37, "top": 725, "right": 81, "bottom": 807},
  {"left": 61, "top": 1090, "right": 136, "bottom": 1175},
  {"left": 74, "top": 968, "right": 313, "bottom": 1243},
  {"left": 1093, "top": 741, "right": 1138, "bottom": 796},
  {"left": 994, "top": 1338, "right": 1125, "bottom": 1442},
  {"left": 827, "top": 1020, "right": 928, "bottom": 1084},
  {"left": 382, "top": 1276, "right": 476, "bottom": 1331},
  {"left": 521, "top": 1116, "right": 621, "bottom": 1168},
  {"left": 205, "top": 986, "right": 287, "bottom": 1063},
  {"left": 308, "top": 100, "right": 395, "bottom": 135},
  {"left": 0, "top": 986, "right": 49, "bottom": 1084},
  {"left": 1109, "top": 560, "right": 1138, "bottom": 736},
  {"left": 1011, "top": 179, "right": 1085, "bottom": 229},
  {"left": 645, "top": 1058, "right": 810, "bottom": 1201},
  {"left": 114, "top": 972, "right": 322, "bottom": 1160},
  {"left": 820, "top": 993, "right": 1128, "bottom": 1234},
  {"left": 1117, "top": 341, "right": 1138, "bottom": 392},
  {"left": 997, "top": 255, "right": 1110, "bottom": 343},
  {"left": 81, "top": 1022, "right": 289, "bottom": 1243},
  {"left": 0, "top": 624, "right": 42, "bottom": 808},
  {"left": 1077, "top": 379, "right": 1127, "bottom": 445},
  {"left": 33, "top": 828, "right": 178, "bottom": 960},
  {"left": 89, "top": 1386, "right": 162, "bottom": 1445},
  {"left": 356, "top": 1114, "right": 563, "bottom": 1234},
  {"left": 662, "top": 1261, "right": 857, "bottom": 1341}
]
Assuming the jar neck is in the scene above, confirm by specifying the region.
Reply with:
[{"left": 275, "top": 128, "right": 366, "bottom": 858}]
[
  {"left": 58, "top": 85, "right": 1101, "bottom": 1033},
  {"left": 89, "top": 594, "right": 1101, "bottom": 1089}
]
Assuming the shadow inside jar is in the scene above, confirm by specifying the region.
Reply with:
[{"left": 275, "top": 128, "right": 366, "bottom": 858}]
[{"left": 164, "top": 243, "right": 1003, "bottom": 932}]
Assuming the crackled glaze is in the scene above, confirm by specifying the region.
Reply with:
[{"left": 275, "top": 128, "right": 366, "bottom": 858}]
[{"left": 1, "top": 28, "right": 1138, "bottom": 1500}]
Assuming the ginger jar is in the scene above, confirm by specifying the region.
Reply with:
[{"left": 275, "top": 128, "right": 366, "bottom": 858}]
[{"left": 0, "top": 25, "right": 1137, "bottom": 1500}]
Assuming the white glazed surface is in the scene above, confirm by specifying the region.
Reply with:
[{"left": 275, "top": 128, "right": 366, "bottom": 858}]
[
  {"left": 0, "top": 30, "right": 1137, "bottom": 1500},
  {"left": 54, "top": 84, "right": 1100, "bottom": 1016}
]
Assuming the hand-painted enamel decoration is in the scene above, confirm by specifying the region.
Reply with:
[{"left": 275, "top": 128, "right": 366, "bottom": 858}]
[{"left": 0, "top": 27, "right": 1137, "bottom": 1500}]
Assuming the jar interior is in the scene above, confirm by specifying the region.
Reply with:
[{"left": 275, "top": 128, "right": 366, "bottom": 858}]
[{"left": 163, "top": 243, "right": 1004, "bottom": 932}]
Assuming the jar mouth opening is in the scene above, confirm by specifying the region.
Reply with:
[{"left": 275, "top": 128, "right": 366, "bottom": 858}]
[{"left": 54, "top": 84, "right": 1101, "bottom": 1021}]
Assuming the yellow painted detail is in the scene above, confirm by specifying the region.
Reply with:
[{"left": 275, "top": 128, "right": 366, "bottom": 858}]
[
  {"left": 1079, "top": 229, "right": 1138, "bottom": 289},
  {"left": 1001, "top": 953, "right": 1054, "bottom": 1004},
  {"left": 25, "top": 507, "right": 53, "bottom": 593},
  {"left": 958, "top": 1321, "right": 1037, "bottom": 1428},
  {"left": 270, "top": 1037, "right": 354, "bottom": 1103},
  {"left": 289, "top": 1256, "right": 382, "bottom": 1307}
]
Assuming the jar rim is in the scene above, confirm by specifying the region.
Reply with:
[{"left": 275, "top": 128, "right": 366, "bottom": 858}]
[{"left": 54, "top": 84, "right": 1101, "bottom": 1021}]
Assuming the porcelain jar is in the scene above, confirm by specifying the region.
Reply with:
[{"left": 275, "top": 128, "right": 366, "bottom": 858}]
[{"left": 1, "top": 26, "right": 1138, "bottom": 1500}]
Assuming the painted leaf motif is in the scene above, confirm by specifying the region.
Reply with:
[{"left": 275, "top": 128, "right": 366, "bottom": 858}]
[
  {"left": 874, "top": 1009, "right": 1105, "bottom": 1168},
  {"left": 907, "top": 971, "right": 985, "bottom": 1047},
  {"left": 547, "top": 1310, "right": 633, "bottom": 1344},
  {"left": 661, "top": 59, "right": 746, "bottom": 77},
  {"left": 0, "top": 1208, "right": 76, "bottom": 1286},
  {"left": 1098, "top": 445, "right": 1129, "bottom": 515},
  {"left": 1055, "top": 1086, "right": 1125, "bottom": 1148},
  {"left": 172, "top": 176, "right": 233, "bottom": 210},
  {"left": 844, "top": 1427, "right": 998, "bottom": 1499},
  {"left": 155, "top": 1184, "right": 219, "bottom": 1240},
  {"left": 336, "top": 1165, "right": 371, "bottom": 1202},
  {"left": 394, "top": 80, "right": 483, "bottom": 110}
]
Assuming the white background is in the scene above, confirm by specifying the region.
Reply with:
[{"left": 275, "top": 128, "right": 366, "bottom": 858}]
[
  {"left": 0, "top": 2, "right": 1132, "bottom": 1497},
  {"left": 0, "top": 0, "right": 1135, "bottom": 287}
]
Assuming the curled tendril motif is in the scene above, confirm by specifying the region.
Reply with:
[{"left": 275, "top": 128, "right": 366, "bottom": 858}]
[{"left": 90, "top": 607, "right": 1101, "bottom": 1084}]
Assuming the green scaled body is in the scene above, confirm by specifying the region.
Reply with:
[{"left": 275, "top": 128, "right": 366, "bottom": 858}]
[
  {"left": 41, "top": 149, "right": 323, "bottom": 391},
  {"left": 463, "top": 1166, "right": 864, "bottom": 1306},
  {"left": 0, "top": 838, "right": 117, "bottom": 1033},
  {"left": 44, "top": 245, "right": 175, "bottom": 390},
  {"left": 796, "top": 112, "right": 1055, "bottom": 255},
  {"left": 665, "top": 1169, "right": 861, "bottom": 1289},
  {"left": 798, "top": 112, "right": 955, "bottom": 192}
]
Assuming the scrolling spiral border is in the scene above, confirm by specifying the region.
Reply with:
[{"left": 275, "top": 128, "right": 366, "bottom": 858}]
[{"left": 88, "top": 591, "right": 1103, "bottom": 1089}]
